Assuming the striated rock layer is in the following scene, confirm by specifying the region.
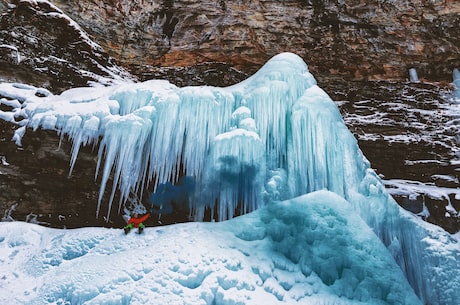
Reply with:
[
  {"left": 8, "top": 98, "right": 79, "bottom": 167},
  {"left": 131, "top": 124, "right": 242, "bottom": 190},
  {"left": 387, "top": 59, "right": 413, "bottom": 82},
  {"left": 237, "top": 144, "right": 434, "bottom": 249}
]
[
  {"left": 50, "top": 0, "right": 460, "bottom": 82},
  {"left": 1, "top": 0, "right": 459, "bottom": 90}
]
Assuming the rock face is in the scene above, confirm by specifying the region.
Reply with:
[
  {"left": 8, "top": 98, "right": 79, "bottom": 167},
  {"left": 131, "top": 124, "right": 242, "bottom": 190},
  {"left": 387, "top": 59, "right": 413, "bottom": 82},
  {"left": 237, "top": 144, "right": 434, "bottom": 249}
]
[
  {"left": 323, "top": 80, "right": 459, "bottom": 233},
  {"left": 0, "top": 0, "right": 133, "bottom": 92},
  {"left": 2, "top": 0, "right": 459, "bottom": 88},
  {"left": 50, "top": 0, "right": 460, "bottom": 81},
  {"left": 0, "top": 119, "right": 127, "bottom": 228}
]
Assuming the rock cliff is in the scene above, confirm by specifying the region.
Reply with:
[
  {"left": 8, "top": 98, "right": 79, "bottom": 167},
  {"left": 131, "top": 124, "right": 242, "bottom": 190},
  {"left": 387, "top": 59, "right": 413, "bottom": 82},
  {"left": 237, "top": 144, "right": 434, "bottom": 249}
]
[
  {"left": 2, "top": 0, "right": 459, "bottom": 89},
  {"left": 51, "top": 0, "right": 459, "bottom": 82},
  {"left": 0, "top": 0, "right": 134, "bottom": 92}
]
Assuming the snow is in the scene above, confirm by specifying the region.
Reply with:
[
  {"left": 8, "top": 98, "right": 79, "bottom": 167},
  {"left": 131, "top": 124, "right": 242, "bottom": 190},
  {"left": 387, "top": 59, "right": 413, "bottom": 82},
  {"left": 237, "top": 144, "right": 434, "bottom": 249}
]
[
  {"left": 0, "top": 190, "right": 423, "bottom": 305},
  {"left": 383, "top": 179, "right": 459, "bottom": 216},
  {"left": 20, "top": 0, "right": 101, "bottom": 53},
  {"left": 5, "top": 0, "right": 134, "bottom": 87},
  {"left": 0, "top": 52, "right": 459, "bottom": 305}
]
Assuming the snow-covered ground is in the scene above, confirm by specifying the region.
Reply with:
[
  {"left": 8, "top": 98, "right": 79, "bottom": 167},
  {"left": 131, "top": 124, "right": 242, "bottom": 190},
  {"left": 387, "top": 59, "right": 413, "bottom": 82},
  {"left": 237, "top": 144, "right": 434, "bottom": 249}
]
[{"left": 0, "top": 190, "right": 428, "bottom": 305}]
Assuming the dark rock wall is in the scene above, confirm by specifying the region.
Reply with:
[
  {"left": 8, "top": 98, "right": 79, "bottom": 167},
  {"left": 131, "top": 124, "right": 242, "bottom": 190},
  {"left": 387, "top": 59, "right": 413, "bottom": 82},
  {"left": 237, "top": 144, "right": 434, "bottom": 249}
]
[
  {"left": 0, "top": 119, "right": 126, "bottom": 228},
  {"left": 1, "top": 0, "right": 459, "bottom": 89},
  {"left": 0, "top": 0, "right": 133, "bottom": 92}
]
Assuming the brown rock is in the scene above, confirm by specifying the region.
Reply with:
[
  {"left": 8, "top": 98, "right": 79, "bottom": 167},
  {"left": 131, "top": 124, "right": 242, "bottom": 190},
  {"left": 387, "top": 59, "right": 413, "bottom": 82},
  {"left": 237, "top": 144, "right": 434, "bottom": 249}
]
[{"left": 49, "top": 0, "right": 459, "bottom": 81}]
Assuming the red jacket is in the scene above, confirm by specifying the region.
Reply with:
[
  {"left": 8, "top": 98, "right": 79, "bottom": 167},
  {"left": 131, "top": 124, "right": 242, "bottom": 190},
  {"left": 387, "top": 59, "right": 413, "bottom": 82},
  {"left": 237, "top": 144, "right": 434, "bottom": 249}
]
[{"left": 127, "top": 213, "right": 150, "bottom": 227}]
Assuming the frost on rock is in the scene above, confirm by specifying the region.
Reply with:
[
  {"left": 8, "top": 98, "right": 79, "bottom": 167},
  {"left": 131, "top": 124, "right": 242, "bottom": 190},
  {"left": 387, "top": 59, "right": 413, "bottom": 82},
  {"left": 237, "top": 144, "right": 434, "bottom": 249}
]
[{"left": 0, "top": 52, "right": 459, "bottom": 305}]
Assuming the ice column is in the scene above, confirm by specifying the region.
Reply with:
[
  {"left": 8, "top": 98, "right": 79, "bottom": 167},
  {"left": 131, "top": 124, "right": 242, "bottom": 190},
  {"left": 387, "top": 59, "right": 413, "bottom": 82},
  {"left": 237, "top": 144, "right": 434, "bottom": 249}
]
[
  {"left": 197, "top": 106, "right": 265, "bottom": 221},
  {"left": 409, "top": 68, "right": 419, "bottom": 82},
  {"left": 453, "top": 68, "right": 460, "bottom": 100}
]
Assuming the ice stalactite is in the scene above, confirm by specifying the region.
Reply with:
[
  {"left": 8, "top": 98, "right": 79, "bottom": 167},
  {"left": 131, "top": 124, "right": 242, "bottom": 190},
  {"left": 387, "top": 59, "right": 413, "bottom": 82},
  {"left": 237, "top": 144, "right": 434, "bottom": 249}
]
[
  {"left": 453, "top": 68, "right": 460, "bottom": 100},
  {"left": 196, "top": 106, "right": 265, "bottom": 221},
  {"left": 409, "top": 68, "right": 419, "bottom": 82}
]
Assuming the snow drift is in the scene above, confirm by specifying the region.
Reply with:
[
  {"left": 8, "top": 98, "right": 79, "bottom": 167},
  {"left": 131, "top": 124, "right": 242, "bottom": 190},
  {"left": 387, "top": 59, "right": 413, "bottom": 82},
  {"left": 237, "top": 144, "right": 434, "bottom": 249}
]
[{"left": 1, "top": 191, "right": 422, "bottom": 305}]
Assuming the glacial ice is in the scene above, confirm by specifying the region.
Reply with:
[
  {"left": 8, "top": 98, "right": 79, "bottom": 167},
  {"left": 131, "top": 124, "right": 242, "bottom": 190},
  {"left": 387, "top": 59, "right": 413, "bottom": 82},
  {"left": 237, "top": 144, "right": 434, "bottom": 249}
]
[{"left": 0, "top": 53, "right": 459, "bottom": 305}]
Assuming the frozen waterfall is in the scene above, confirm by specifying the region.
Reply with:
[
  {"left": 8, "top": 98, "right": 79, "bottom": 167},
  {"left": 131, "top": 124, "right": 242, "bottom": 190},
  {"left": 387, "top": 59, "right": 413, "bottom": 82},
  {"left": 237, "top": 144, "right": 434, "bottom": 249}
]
[{"left": 0, "top": 53, "right": 459, "bottom": 305}]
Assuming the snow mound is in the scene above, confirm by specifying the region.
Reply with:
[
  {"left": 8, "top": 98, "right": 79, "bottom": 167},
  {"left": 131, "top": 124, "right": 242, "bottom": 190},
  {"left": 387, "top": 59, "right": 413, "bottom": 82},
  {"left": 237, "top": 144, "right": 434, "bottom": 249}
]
[{"left": 0, "top": 191, "right": 421, "bottom": 305}]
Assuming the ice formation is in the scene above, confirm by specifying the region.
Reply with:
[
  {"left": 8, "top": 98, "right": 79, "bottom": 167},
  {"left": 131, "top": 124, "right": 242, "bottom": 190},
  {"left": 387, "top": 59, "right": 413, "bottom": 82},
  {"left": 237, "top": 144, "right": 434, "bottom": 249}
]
[
  {"left": 0, "top": 53, "right": 459, "bottom": 304},
  {"left": 453, "top": 68, "right": 460, "bottom": 100},
  {"left": 409, "top": 68, "right": 419, "bottom": 82}
]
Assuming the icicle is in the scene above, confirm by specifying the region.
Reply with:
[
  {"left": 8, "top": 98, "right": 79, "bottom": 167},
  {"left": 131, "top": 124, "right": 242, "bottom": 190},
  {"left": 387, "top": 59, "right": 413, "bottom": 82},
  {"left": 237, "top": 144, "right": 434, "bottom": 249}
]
[
  {"left": 95, "top": 112, "right": 153, "bottom": 218},
  {"left": 453, "top": 68, "right": 460, "bottom": 100},
  {"left": 409, "top": 68, "right": 419, "bottom": 82},
  {"left": 198, "top": 127, "right": 265, "bottom": 221}
]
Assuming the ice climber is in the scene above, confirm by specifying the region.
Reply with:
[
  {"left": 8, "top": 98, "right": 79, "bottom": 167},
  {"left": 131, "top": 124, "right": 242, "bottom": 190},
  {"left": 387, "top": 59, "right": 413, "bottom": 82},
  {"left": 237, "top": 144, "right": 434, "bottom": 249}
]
[{"left": 124, "top": 212, "right": 150, "bottom": 234}]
